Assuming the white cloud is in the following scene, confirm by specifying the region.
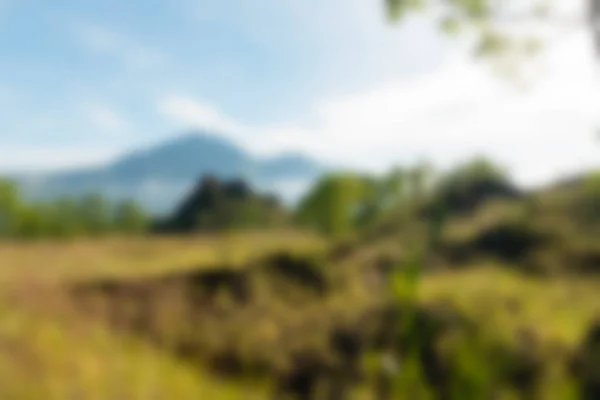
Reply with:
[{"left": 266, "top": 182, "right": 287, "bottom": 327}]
[
  {"left": 76, "top": 22, "right": 164, "bottom": 69},
  {"left": 0, "top": 146, "right": 118, "bottom": 173},
  {"left": 159, "top": 95, "right": 243, "bottom": 134},
  {"left": 158, "top": 28, "right": 600, "bottom": 187},
  {"left": 84, "top": 104, "right": 131, "bottom": 134}
]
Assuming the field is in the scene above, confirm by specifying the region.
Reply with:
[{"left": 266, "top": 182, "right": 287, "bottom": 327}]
[
  {"left": 1, "top": 229, "right": 600, "bottom": 399},
  {"left": 0, "top": 231, "right": 327, "bottom": 399},
  {"left": 0, "top": 230, "right": 326, "bottom": 284},
  {"left": 421, "top": 266, "right": 600, "bottom": 349}
]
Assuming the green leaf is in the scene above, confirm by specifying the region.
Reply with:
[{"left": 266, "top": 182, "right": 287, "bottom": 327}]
[
  {"left": 475, "top": 30, "right": 511, "bottom": 57},
  {"left": 386, "top": 0, "right": 427, "bottom": 20},
  {"left": 439, "top": 15, "right": 463, "bottom": 36}
]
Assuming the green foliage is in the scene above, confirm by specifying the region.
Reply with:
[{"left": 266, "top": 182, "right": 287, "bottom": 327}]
[
  {"left": 565, "top": 172, "right": 600, "bottom": 231},
  {"left": 0, "top": 178, "right": 150, "bottom": 239},
  {"left": 0, "top": 179, "right": 23, "bottom": 236},
  {"left": 431, "top": 157, "right": 519, "bottom": 216},
  {"left": 295, "top": 173, "right": 377, "bottom": 237},
  {"left": 476, "top": 28, "right": 512, "bottom": 57},
  {"left": 296, "top": 163, "right": 440, "bottom": 238},
  {"left": 49, "top": 198, "right": 86, "bottom": 238},
  {"left": 383, "top": 0, "right": 600, "bottom": 71},
  {"left": 115, "top": 200, "right": 150, "bottom": 234},
  {"left": 386, "top": 0, "right": 428, "bottom": 21},
  {"left": 163, "top": 176, "right": 286, "bottom": 233},
  {"left": 78, "top": 194, "right": 113, "bottom": 236},
  {"left": 446, "top": 157, "right": 509, "bottom": 183},
  {"left": 439, "top": 14, "right": 463, "bottom": 36},
  {"left": 16, "top": 206, "right": 48, "bottom": 238}
]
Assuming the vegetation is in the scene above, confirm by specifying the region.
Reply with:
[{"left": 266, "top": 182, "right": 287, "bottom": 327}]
[
  {"left": 1, "top": 154, "right": 600, "bottom": 398},
  {"left": 1, "top": 174, "right": 289, "bottom": 239},
  {"left": 0, "top": 178, "right": 150, "bottom": 239},
  {"left": 2, "top": 2, "right": 598, "bottom": 399},
  {"left": 158, "top": 176, "right": 288, "bottom": 233},
  {"left": 385, "top": 0, "right": 600, "bottom": 58},
  {"left": 295, "top": 173, "right": 378, "bottom": 237}
]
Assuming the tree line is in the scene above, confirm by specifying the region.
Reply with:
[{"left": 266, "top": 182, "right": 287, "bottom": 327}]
[
  {"left": 2, "top": 157, "right": 598, "bottom": 240},
  {"left": 0, "top": 179, "right": 149, "bottom": 238},
  {"left": 295, "top": 157, "right": 522, "bottom": 238}
]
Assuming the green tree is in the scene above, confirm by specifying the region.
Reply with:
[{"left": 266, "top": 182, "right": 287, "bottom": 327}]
[
  {"left": 78, "top": 194, "right": 113, "bottom": 235},
  {"left": 406, "top": 161, "right": 436, "bottom": 204},
  {"left": 383, "top": 166, "right": 407, "bottom": 205},
  {"left": 385, "top": 0, "right": 599, "bottom": 81},
  {"left": 15, "top": 205, "right": 48, "bottom": 239},
  {"left": 114, "top": 200, "right": 150, "bottom": 234},
  {"left": 432, "top": 157, "right": 517, "bottom": 215},
  {"left": 0, "top": 179, "right": 22, "bottom": 236},
  {"left": 351, "top": 167, "right": 410, "bottom": 230},
  {"left": 296, "top": 173, "right": 376, "bottom": 237},
  {"left": 164, "top": 176, "right": 285, "bottom": 233},
  {"left": 51, "top": 198, "right": 86, "bottom": 237}
]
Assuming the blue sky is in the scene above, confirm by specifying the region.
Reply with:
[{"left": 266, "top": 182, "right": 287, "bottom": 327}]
[{"left": 1, "top": 0, "right": 599, "bottom": 185}]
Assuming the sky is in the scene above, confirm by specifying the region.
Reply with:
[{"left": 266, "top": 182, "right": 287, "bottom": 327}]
[{"left": 0, "top": 0, "right": 598, "bottom": 186}]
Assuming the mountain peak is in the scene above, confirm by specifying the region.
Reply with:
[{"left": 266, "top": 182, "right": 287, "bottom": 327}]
[
  {"left": 18, "top": 131, "right": 326, "bottom": 213},
  {"left": 165, "top": 131, "right": 239, "bottom": 147},
  {"left": 130, "top": 131, "right": 246, "bottom": 159}
]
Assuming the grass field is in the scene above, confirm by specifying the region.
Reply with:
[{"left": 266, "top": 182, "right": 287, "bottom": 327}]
[
  {"left": 1, "top": 230, "right": 599, "bottom": 399},
  {"left": 0, "top": 230, "right": 326, "bottom": 284},
  {"left": 421, "top": 265, "right": 600, "bottom": 349},
  {"left": 0, "top": 231, "right": 330, "bottom": 399}
]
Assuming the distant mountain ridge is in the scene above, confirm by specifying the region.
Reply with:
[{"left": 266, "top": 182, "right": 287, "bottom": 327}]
[{"left": 17, "top": 132, "right": 325, "bottom": 214}]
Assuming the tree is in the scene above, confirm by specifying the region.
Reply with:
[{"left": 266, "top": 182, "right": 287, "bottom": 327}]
[
  {"left": 163, "top": 176, "right": 286, "bottom": 233},
  {"left": 383, "top": 166, "right": 407, "bottom": 205},
  {"left": 406, "top": 161, "right": 436, "bottom": 204},
  {"left": 385, "top": 0, "right": 599, "bottom": 67},
  {"left": 431, "top": 157, "right": 519, "bottom": 215},
  {"left": 16, "top": 206, "right": 48, "bottom": 239},
  {"left": 296, "top": 173, "right": 377, "bottom": 237},
  {"left": 50, "top": 198, "right": 86, "bottom": 238},
  {"left": 78, "top": 194, "right": 113, "bottom": 235},
  {"left": 0, "top": 179, "right": 22, "bottom": 236},
  {"left": 0, "top": 181, "right": 153, "bottom": 239},
  {"left": 114, "top": 200, "right": 149, "bottom": 234},
  {"left": 353, "top": 167, "right": 410, "bottom": 229}
]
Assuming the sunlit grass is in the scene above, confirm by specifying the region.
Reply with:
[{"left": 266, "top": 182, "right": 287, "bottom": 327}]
[
  {"left": 0, "top": 301, "right": 267, "bottom": 399},
  {"left": 0, "top": 229, "right": 326, "bottom": 284},
  {"left": 1, "top": 230, "right": 599, "bottom": 398},
  {"left": 0, "top": 230, "right": 326, "bottom": 399},
  {"left": 420, "top": 265, "right": 600, "bottom": 348}
]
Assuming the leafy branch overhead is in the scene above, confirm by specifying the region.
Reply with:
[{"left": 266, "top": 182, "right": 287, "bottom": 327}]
[{"left": 386, "top": 0, "right": 600, "bottom": 58}]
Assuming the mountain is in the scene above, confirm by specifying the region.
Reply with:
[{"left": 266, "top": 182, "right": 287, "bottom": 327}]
[
  {"left": 17, "top": 132, "right": 325, "bottom": 214},
  {"left": 257, "top": 153, "right": 323, "bottom": 180}
]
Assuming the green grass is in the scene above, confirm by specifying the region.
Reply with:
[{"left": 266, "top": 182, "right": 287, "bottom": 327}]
[
  {"left": 0, "top": 300, "right": 268, "bottom": 399},
  {"left": 421, "top": 265, "right": 600, "bottom": 348},
  {"left": 1, "top": 227, "right": 600, "bottom": 399},
  {"left": 0, "top": 231, "right": 326, "bottom": 399},
  {"left": 0, "top": 229, "right": 326, "bottom": 284}
]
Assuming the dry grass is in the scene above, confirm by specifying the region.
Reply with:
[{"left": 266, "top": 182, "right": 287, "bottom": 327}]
[
  {"left": 1, "top": 229, "right": 599, "bottom": 398},
  {"left": 0, "top": 229, "right": 326, "bottom": 284},
  {"left": 0, "top": 230, "right": 327, "bottom": 399},
  {"left": 0, "top": 299, "right": 267, "bottom": 399}
]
